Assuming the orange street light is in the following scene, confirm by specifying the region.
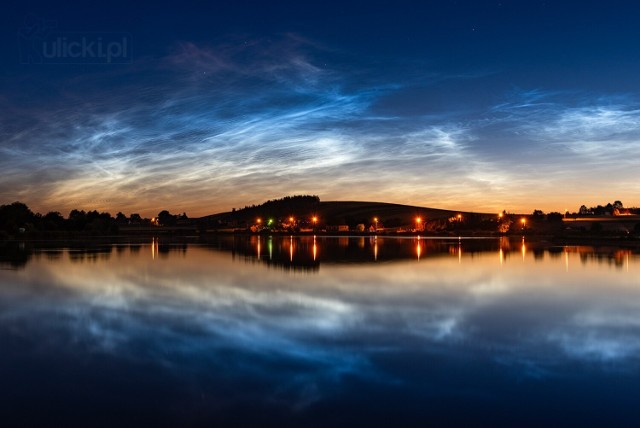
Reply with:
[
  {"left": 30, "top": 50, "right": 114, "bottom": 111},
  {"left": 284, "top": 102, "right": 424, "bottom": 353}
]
[
  {"left": 457, "top": 214, "right": 462, "bottom": 221},
  {"left": 289, "top": 216, "right": 294, "bottom": 223},
  {"left": 416, "top": 217, "right": 422, "bottom": 224},
  {"left": 521, "top": 218, "right": 527, "bottom": 229},
  {"left": 312, "top": 216, "right": 318, "bottom": 224},
  {"left": 498, "top": 212, "right": 503, "bottom": 219},
  {"left": 257, "top": 218, "right": 262, "bottom": 224}
]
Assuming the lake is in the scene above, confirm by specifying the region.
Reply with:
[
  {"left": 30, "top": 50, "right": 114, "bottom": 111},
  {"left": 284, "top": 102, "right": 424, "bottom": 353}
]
[{"left": 1, "top": 236, "right": 639, "bottom": 426}]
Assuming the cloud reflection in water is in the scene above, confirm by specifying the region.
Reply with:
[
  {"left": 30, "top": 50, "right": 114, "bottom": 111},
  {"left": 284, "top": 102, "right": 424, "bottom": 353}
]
[{"left": 1, "top": 238, "right": 640, "bottom": 424}]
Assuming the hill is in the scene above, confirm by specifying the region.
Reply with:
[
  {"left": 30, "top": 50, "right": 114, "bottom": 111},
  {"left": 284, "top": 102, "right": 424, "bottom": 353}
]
[{"left": 197, "top": 197, "right": 491, "bottom": 229}]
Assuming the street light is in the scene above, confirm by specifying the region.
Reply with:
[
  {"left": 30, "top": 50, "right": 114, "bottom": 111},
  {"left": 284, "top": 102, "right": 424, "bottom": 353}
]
[
  {"left": 521, "top": 218, "right": 526, "bottom": 230},
  {"left": 373, "top": 217, "right": 378, "bottom": 231}
]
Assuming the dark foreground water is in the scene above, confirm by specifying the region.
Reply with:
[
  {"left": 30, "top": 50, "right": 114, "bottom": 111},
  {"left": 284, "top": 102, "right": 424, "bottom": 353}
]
[{"left": 1, "top": 236, "right": 639, "bottom": 427}]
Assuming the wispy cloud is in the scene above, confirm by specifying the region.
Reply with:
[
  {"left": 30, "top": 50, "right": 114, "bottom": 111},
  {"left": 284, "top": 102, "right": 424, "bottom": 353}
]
[{"left": 2, "top": 40, "right": 640, "bottom": 215}]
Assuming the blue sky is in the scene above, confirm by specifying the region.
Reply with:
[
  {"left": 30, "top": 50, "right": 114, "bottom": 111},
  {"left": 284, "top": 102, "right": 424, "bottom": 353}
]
[{"left": 1, "top": 1, "right": 640, "bottom": 216}]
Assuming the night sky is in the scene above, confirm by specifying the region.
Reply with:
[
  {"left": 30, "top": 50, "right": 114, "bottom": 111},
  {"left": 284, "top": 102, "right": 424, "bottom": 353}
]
[{"left": 2, "top": 1, "right": 640, "bottom": 217}]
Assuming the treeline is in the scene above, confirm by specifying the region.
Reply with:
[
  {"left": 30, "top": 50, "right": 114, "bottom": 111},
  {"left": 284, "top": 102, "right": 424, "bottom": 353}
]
[
  {"left": 226, "top": 195, "right": 320, "bottom": 219},
  {"left": 231, "top": 195, "right": 320, "bottom": 213},
  {"left": 0, "top": 201, "right": 188, "bottom": 236},
  {"left": 575, "top": 201, "right": 639, "bottom": 216},
  {"left": 528, "top": 201, "right": 639, "bottom": 219}
]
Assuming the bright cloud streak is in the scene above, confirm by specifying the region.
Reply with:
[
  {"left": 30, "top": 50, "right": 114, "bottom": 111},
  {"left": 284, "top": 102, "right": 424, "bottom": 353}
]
[{"left": 2, "top": 36, "right": 640, "bottom": 216}]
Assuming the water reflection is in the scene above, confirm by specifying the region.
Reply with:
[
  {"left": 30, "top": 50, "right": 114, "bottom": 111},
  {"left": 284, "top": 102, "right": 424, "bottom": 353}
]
[
  {"left": 1, "top": 237, "right": 640, "bottom": 426},
  {"left": 2, "top": 237, "right": 640, "bottom": 272}
]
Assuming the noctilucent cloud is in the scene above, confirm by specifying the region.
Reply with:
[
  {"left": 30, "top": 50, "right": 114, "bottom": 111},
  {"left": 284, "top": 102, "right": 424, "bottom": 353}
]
[{"left": 1, "top": 1, "right": 639, "bottom": 216}]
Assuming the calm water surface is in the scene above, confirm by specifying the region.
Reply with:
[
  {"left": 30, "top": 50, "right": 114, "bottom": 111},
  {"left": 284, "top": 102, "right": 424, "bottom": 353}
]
[{"left": 1, "top": 236, "right": 639, "bottom": 426}]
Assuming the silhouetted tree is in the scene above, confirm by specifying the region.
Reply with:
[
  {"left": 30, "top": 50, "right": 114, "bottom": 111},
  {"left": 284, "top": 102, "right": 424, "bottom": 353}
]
[
  {"left": 68, "top": 209, "right": 87, "bottom": 231},
  {"left": 42, "top": 211, "right": 65, "bottom": 230},
  {"left": 0, "top": 202, "right": 36, "bottom": 232},
  {"left": 157, "top": 210, "right": 177, "bottom": 226},
  {"left": 115, "top": 212, "right": 128, "bottom": 225},
  {"left": 547, "top": 212, "right": 563, "bottom": 222}
]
